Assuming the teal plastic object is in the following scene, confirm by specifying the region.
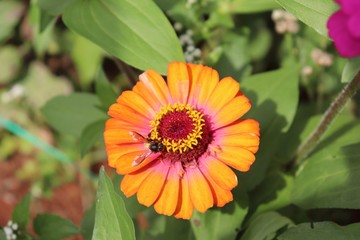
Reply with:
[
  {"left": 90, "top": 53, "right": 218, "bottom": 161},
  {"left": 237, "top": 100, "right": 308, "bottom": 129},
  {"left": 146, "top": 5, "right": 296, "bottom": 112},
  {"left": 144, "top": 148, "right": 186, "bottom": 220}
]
[{"left": 0, "top": 116, "right": 71, "bottom": 163}]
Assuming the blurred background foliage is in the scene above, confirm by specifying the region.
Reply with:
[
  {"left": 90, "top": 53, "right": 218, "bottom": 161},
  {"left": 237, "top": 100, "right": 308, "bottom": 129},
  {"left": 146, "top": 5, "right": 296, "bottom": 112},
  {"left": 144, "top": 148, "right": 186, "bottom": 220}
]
[{"left": 0, "top": 0, "right": 359, "bottom": 240}]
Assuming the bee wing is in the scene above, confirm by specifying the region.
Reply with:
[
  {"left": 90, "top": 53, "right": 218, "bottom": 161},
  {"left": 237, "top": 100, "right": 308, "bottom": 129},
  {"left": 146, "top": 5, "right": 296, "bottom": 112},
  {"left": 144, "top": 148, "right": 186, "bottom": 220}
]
[
  {"left": 129, "top": 131, "right": 147, "bottom": 143},
  {"left": 132, "top": 150, "right": 152, "bottom": 167}
]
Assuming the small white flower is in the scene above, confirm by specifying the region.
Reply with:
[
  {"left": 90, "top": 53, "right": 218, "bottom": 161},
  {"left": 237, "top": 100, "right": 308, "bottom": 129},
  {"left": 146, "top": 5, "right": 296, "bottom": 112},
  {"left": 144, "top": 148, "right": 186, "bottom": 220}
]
[{"left": 174, "top": 22, "right": 183, "bottom": 31}]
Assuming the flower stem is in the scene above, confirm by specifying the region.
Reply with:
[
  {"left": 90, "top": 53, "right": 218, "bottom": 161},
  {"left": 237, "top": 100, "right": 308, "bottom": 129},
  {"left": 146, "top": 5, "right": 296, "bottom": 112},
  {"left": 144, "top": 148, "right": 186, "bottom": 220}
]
[{"left": 294, "top": 71, "right": 360, "bottom": 166}]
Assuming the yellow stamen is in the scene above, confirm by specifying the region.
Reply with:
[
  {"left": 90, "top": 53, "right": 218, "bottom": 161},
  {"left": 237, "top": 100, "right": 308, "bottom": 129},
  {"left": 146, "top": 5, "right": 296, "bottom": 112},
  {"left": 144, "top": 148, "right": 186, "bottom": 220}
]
[{"left": 150, "top": 103, "right": 205, "bottom": 153}]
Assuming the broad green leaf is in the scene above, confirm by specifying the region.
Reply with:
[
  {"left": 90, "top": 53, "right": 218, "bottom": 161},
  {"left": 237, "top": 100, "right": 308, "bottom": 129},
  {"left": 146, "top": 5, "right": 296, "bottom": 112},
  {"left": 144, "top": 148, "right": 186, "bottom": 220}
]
[
  {"left": 62, "top": 0, "right": 184, "bottom": 75},
  {"left": 41, "top": 93, "right": 107, "bottom": 137},
  {"left": 276, "top": 0, "right": 338, "bottom": 37},
  {"left": 37, "top": 0, "right": 75, "bottom": 15},
  {"left": 12, "top": 194, "right": 31, "bottom": 228},
  {"left": 292, "top": 115, "right": 360, "bottom": 209},
  {"left": 39, "top": 9, "right": 56, "bottom": 33},
  {"left": 0, "top": 1, "right": 24, "bottom": 43},
  {"left": 249, "top": 172, "right": 294, "bottom": 219},
  {"left": 220, "top": 0, "right": 279, "bottom": 13},
  {"left": 0, "top": 46, "right": 22, "bottom": 84},
  {"left": 70, "top": 33, "right": 104, "bottom": 86},
  {"left": 341, "top": 57, "right": 360, "bottom": 83},
  {"left": 81, "top": 204, "right": 96, "bottom": 240},
  {"left": 92, "top": 167, "right": 135, "bottom": 240},
  {"left": 23, "top": 62, "right": 72, "bottom": 109},
  {"left": 278, "top": 222, "right": 360, "bottom": 240},
  {"left": 191, "top": 190, "right": 248, "bottom": 240},
  {"left": 239, "top": 67, "right": 300, "bottom": 190},
  {"left": 33, "top": 213, "right": 79, "bottom": 240},
  {"left": 80, "top": 119, "right": 107, "bottom": 158},
  {"left": 241, "top": 211, "right": 294, "bottom": 240},
  {"left": 95, "top": 69, "right": 118, "bottom": 110}
]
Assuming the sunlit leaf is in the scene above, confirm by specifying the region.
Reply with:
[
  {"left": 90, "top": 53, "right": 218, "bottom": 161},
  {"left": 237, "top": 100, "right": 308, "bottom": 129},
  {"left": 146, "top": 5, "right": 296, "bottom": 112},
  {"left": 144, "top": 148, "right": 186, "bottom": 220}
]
[
  {"left": 278, "top": 222, "right": 360, "bottom": 240},
  {"left": 0, "top": 1, "right": 24, "bottom": 43},
  {"left": 34, "top": 214, "right": 79, "bottom": 240},
  {"left": 0, "top": 46, "right": 22, "bottom": 84},
  {"left": 220, "top": 0, "right": 279, "bottom": 13},
  {"left": 276, "top": 0, "right": 338, "bottom": 37},
  {"left": 62, "top": 0, "right": 184, "bottom": 75},
  {"left": 239, "top": 67, "right": 300, "bottom": 190},
  {"left": 70, "top": 33, "right": 104, "bottom": 86},
  {"left": 92, "top": 167, "right": 135, "bottom": 240},
  {"left": 41, "top": 93, "right": 107, "bottom": 138},
  {"left": 292, "top": 115, "right": 360, "bottom": 209}
]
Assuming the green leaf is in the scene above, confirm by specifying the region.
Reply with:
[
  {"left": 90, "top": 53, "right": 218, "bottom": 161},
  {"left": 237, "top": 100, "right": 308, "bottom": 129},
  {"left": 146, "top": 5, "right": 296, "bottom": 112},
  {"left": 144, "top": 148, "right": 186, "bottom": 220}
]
[
  {"left": 278, "top": 222, "right": 360, "bottom": 240},
  {"left": 95, "top": 69, "right": 118, "bottom": 110},
  {"left": 41, "top": 93, "right": 107, "bottom": 138},
  {"left": 0, "top": 1, "right": 24, "bottom": 43},
  {"left": 292, "top": 115, "right": 360, "bottom": 209},
  {"left": 23, "top": 62, "right": 72, "bottom": 109},
  {"left": 92, "top": 167, "right": 135, "bottom": 240},
  {"left": 39, "top": 9, "right": 56, "bottom": 33},
  {"left": 0, "top": 230, "right": 6, "bottom": 240},
  {"left": 80, "top": 119, "right": 107, "bottom": 158},
  {"left": 191, "top": 190, "right": 248, "bottom": 240},
  {"left": 250, "top": 172, "right": 294, "bottom": 218},
  {"left": 241, "top": 211, "right": 294, "bottom": 240},
  {"left": 81, "top": 204, "right": 96, "bottom": 240},
  {"left": 34, "top": 213, "right": 79, "bottom": 240},
  {"left": 37, "top": 0, "right": 75, "bottom": 16},
  {"left": 62, "top": 0, "right": 184, "bottom": 75},
  {"left": 0, "top": 46, "right": 22, "bottom": 84},
  {"left": 276, "top": 0, "right": 338, "bottom": 37},
  {"left": 341, "top": 57, "right": 360, "bottom": 83},
  {"left": 70, "top": 33, "right": 104, "bottom": 86},
  {"left": 220, "top": 0, "right": 279, "bottom": 13},
  {"left": 12, "top": 194, "right": 31, "bottom": 228},
  {"left": 239, "top": 67, "right": 300, "bottom": 190}
]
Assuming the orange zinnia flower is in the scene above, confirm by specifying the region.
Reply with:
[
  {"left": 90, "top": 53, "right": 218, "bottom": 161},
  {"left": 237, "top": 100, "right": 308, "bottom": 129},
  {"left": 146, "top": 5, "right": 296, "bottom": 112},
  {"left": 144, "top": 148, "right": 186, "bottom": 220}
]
[{"left": 104, "top": 62, "right": 260, "bottom": 219}]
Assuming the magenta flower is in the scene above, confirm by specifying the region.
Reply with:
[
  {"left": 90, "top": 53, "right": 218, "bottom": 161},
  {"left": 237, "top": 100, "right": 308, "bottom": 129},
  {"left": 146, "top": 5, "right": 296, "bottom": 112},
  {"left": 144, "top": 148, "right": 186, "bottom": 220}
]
[{"left": 327, "top": 0, "right": 360, "bottom": 58}]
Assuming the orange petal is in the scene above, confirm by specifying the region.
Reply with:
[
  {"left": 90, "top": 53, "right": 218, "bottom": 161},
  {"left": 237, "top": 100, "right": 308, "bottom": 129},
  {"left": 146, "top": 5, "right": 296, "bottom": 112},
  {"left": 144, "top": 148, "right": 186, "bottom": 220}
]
[
  {"left": 106, "top": 143, "right": 144, "bottom": 167},
  {"left": 116, "top": 91, "right": 155, "bottom": 119},
  {"left": 187, "top": 63, "right": 204, "bottom": 103},
  {"left": 133, "top": 81, "right": 162, "bottom": 112},
  {"left": 215, "top": 133, "right": 260, "bottom": 153},
  {"left": 104, "top": 128, "right": 135, "bottom": 145},
  {"left": 139, "top": 70, "right": 172, "bottom": 107},
  {"left": 167, "top": 62, "right": 190, "bottom": 103},
  {"left": 215, "top": 119, "right": 260, "bottom": 136},
  {"left": 200, "top": 170, "right": 233, "bottom": 207},
  {"left": 154, "top": 166, "right": 180, "bottom": 216},
  {"left": 189, "top": 66, "right": 219, "bottom": 108},
  {"left": 213, "top": 145, "right": 256, "bottom": 172},
  {"left": 137, "top": 161, "right": 170, "bottom": 207},
  {"left": 199, "top": 156, "right": 238, "bottom": 190},
  {"left": 212, "top": 94, "right": 251, "bottom": 129},
  {"left": 121, "top": 163, "right": 154, "bottom": 197},
  {"left": 186, "top": 166, "right": 213, "bottom": 213},
  {"left": 108, "top": 103, "right": 149, "bottom": 129},
  {"left": 174, "top": 174, "right": 193, "bottom": 219},
  {"left": 115, "top": 151, "right": 161, "bottom": 174},
  {"left": 206, "top": 77, "right": 240, "bottom": 116}
]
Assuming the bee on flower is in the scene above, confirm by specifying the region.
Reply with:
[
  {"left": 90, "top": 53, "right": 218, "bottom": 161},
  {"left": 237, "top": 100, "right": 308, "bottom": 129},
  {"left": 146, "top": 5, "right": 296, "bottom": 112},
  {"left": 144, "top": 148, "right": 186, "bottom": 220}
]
[{"left": 104, "top": 62, "right": 260, "bottom": 219}]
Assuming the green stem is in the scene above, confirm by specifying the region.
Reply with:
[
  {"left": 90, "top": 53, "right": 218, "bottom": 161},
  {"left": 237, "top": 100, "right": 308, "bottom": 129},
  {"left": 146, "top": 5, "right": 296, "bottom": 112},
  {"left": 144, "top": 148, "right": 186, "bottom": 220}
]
[{"left": 294, "top": 71, "right": 360, "bottom": 166}]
